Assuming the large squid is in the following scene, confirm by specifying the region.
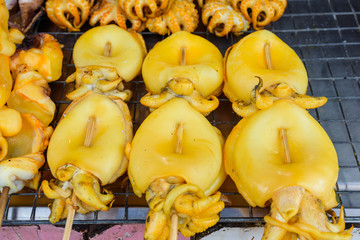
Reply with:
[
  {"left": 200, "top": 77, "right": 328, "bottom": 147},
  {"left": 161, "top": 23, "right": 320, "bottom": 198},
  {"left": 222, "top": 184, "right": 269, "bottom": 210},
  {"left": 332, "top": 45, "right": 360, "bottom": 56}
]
[
  {"left": 141, "top": 31, "right": 223, "bottom": 115},
  {"left": 224, "top": 30, "right": 327, "bottom": 117},
  {"left": 42, "top": 92, "right": 133, "bottom": 223},
  {"left": 128, "top": 98, "right": 226, "bottom": 239},
  {"left": 224, "top": 100, "right": 353, "bottom": 239}
]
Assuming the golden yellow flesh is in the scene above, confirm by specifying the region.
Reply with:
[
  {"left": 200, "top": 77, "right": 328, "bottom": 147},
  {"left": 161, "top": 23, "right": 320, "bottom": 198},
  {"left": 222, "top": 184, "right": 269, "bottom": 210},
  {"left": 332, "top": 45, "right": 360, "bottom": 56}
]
[
  {"left": 0, "top": 0, "right": 24, "bottom": 56},
  {"left": 10, "top": 34, "right": 63, "bottom": 82},
  {"left": 5, "top": 114, "right": 52, "bottom": 159},
  {"left": 73, "top": 25, "right": 147, "bottom": 82},
  {"left": 7, "top": 70, "right": 55, "bottom": 127},
  {"left": 0, "top": 106, "right": 22, "bottom": 137},
  {"left": 142, "top": 31, "right": 223, "bottom": 97},
  {"left": 47, "top": 92, "right": 132, "bottom": 185},
  {"left": 128, "top": 98, "right": 226, "bottom": 197},
  {"left": 224, "top": 30, "right": 307, "bottom": 104},
  {"left": 224, "top": 100, "right": 338, "bottom": 209},
  {"left": 0, "top": 54, "right": 12, "bottom": 107}
]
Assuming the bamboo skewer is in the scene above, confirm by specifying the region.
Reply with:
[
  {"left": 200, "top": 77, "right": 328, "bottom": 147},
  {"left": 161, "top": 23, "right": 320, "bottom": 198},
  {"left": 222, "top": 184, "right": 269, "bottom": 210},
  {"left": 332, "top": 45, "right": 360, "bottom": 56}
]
[
  {"left": 175, "top": 122, "right": 184, "bottom": 154},
  {"left": 0, "top": 187, "right": 10, "bottom": 227},
  {"left": 264, "top": 42, "right": 273, "bottom": 70},
  {"left": 170, "top": 213, "right": 179, "bottom": 240},
  {"left": 169, "top": 122, "right": 184, "bottom": 240},
  {"left": 104, "top": 41, "right": 112, "bottom": 57},
  {"left": 180, "top": 46, "right": 186, "bottom": 66},
  {"left": 280, "top": 129, "right": 291, "bottom": 163},
  {"left": 63, "top": 116, "right": 96, "bottom": 240},
  {"left": 62, "top": 194, "right": 77, "bottom": 240}
]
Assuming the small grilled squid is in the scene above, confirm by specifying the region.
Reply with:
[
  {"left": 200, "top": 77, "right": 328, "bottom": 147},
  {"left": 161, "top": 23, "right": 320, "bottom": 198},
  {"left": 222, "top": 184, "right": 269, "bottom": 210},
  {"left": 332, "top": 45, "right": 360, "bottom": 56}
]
[
  {"left": 0, "top": 107, "right": 52, "bottom": 194},
  {"left": 10, "top": 33, "right": 63, "bottom": 82},
  {"left": 224, "top": 30, "right": 326, "bottom": 117},
  {"left": 224, "top": 100, "right": 353, "bottom": 240},
  {"left": 89, "top": 0, "right": 145, "bottom": 32},
  {"left": 42, "top": 92, "right": 132, "bottom": 223},
  {"left": 141, "top": 31, "right": 223, "bottom": 115},
  {"left": 202, "top": 0, "right": 250, "bottom": 37},
  {"left": 231, "top": 0, "right": 287, "bottom": 30},
  {"left": 45, "top": 0, "right": 94, "bottom": 31},
  {"left": 128, "top": 98, "right": 226, "bottom": 239}
]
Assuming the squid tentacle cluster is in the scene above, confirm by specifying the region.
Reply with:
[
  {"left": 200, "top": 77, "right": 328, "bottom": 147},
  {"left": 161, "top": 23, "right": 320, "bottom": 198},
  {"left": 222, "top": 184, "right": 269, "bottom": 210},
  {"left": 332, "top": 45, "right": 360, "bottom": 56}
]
[
  {"left": 144, "top": 178, "right": 225, "bottom": 239},
  {"left": 202, "top": 0, "right": 250, "bottom": 37},
  {"left": 89, "top": 0, "right": 145, "bottom": 32},
  {"left": 120, "top": 0, "right": 169, "bottom": 21},
  {"left": 41, "top": 165, "right": 115, "bottom": 223},
  {"left": 231, "top": 0, "right": 287, "bottom": 30},
  {"left": 45, "top": 0, "right": 95, "bottom": 31},
  {"left": 140, "top": 78, "right": 219, "bottom": 115},
  {"left": 146, "top": 0, "right": 198, "bottom": 35},
  {"left": 232, "top": 77, "right": 327, "bottom": 117},
  {"left": 263, "top": 186, "right": 353, "bottom": 240},
  {"left": 66, "top": 66, "right": 133, "bottom": 101}
]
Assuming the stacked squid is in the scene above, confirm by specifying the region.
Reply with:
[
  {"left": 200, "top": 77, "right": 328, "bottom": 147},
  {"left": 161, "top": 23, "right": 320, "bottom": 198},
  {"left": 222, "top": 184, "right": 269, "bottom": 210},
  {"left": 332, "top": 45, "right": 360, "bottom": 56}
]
[
  {"left": 44, "top": 0, "right": 287, "bottom": 36},
  {"left": 224, "top": 30, "right": 353, "bottom": 239},
  {"left": 41, "top": 25, "right": 146, "bottom": 223},
  {"left": 44, "top": 0, "right": 200, "bottom": 35},
  {"left": 0, "top": 0, "right": 63, "bottom": 201},
  {"left": 129, "top": 31, "right": 226, "bottom": 239}
]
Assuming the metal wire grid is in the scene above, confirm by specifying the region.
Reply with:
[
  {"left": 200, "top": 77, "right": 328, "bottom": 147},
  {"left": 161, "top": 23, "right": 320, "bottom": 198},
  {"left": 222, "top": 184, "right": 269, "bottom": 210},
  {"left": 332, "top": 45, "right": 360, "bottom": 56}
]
[{"left": 1, "top": 0, "right": 360, "bottom": 237}]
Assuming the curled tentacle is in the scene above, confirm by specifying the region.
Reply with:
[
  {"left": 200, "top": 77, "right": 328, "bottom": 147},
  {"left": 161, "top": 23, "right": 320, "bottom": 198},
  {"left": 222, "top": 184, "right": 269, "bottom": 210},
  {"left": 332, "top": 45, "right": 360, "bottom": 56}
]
[
  {"left": 66, "top": 66, "right": 132, "bottom": 101},
  {"left": 48, "top": 198, "right": 67, "bottom": 224},
  {"left": 56, "top": 164, "right": 77, "bottom": 182},
  {"left": 71, "top": 170, "right": 114, "bottom": 211},
  {"left": 168, "top": 78, "right": 194, "bottom": 96},
  {"left": 46, "top": 0, "right": 93, "bottom": 31},
  {"left": 144, "top": 210, "right": 170, "bottom": 240},
  {"left": 184, "top": 93, "right": 219, "bottom": 115},
  {"left": 291, "top": 94, "right": 327, "bottom": 109},
  {"left": 144, "top": 178, "right": 225, "bottom": 239},
  {"left": 140, "top": 91, "right": 175, "bottom": 109},
  {"left": 263, "top": 187, "right": 353, "bottom": 240}
]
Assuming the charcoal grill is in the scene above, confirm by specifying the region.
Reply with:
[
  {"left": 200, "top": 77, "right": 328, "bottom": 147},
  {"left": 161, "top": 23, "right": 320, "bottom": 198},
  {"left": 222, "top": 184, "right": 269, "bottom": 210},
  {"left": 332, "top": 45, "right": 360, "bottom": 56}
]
[{"left": 1, "top": 0, "right": 360, "bottom": 238}]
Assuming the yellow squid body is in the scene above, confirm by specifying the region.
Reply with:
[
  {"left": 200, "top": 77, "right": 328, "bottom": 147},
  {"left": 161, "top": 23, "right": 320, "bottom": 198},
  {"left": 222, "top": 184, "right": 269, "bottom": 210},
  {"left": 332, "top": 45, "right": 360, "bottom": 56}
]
[
  {"left": 47, "top": 92, "right": 132, "bottom": 185},
  {"left": 224, "top": 100, "right": 338, "bottom": 210},
  {"left": 142, "top": 31, "right": 223, "bottom": 98},
  {"left": 128, "top": 98, "right": 226, "bottom": 197},
  {"left": 72, "top": 25, "right": 147, "bottom": 82},
  {"left": 224, "top": 30, "right": 307, "bottom": 104}
]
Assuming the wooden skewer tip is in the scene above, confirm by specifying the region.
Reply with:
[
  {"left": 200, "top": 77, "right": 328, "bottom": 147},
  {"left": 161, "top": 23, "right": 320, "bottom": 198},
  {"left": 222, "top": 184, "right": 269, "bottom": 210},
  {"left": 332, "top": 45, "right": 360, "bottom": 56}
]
[
  {"left": 280, "top": 128, "right": 291, "bottom": 164},
  {"left": 0, "top": 187, "right": 10, "bottom": 228},
  {"left": 170, "top": 213, "right": 179, "bottom": 240},
  {"left": 62, "top": 194, "right": 77, "bottom": 240}
]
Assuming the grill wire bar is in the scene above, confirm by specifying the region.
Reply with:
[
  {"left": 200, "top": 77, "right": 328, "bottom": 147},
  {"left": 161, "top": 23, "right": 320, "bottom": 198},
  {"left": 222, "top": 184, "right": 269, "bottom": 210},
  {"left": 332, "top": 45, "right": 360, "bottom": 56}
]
[{"left": 1, "top": 0, "right": 360, "bottom": 238}]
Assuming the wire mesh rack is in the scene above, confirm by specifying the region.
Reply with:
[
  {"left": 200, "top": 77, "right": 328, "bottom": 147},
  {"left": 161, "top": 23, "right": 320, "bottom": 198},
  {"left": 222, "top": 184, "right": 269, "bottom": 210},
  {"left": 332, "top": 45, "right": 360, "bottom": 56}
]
[{"left": 2, "top": 0, "right": 360, "bottom": 238}]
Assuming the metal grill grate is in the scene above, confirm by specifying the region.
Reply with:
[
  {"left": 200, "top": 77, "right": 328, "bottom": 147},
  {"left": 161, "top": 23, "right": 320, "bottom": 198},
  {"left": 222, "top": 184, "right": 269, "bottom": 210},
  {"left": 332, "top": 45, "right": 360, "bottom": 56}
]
[{"left": 2, "top": 0, "right": 360, "bottom": 238}]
